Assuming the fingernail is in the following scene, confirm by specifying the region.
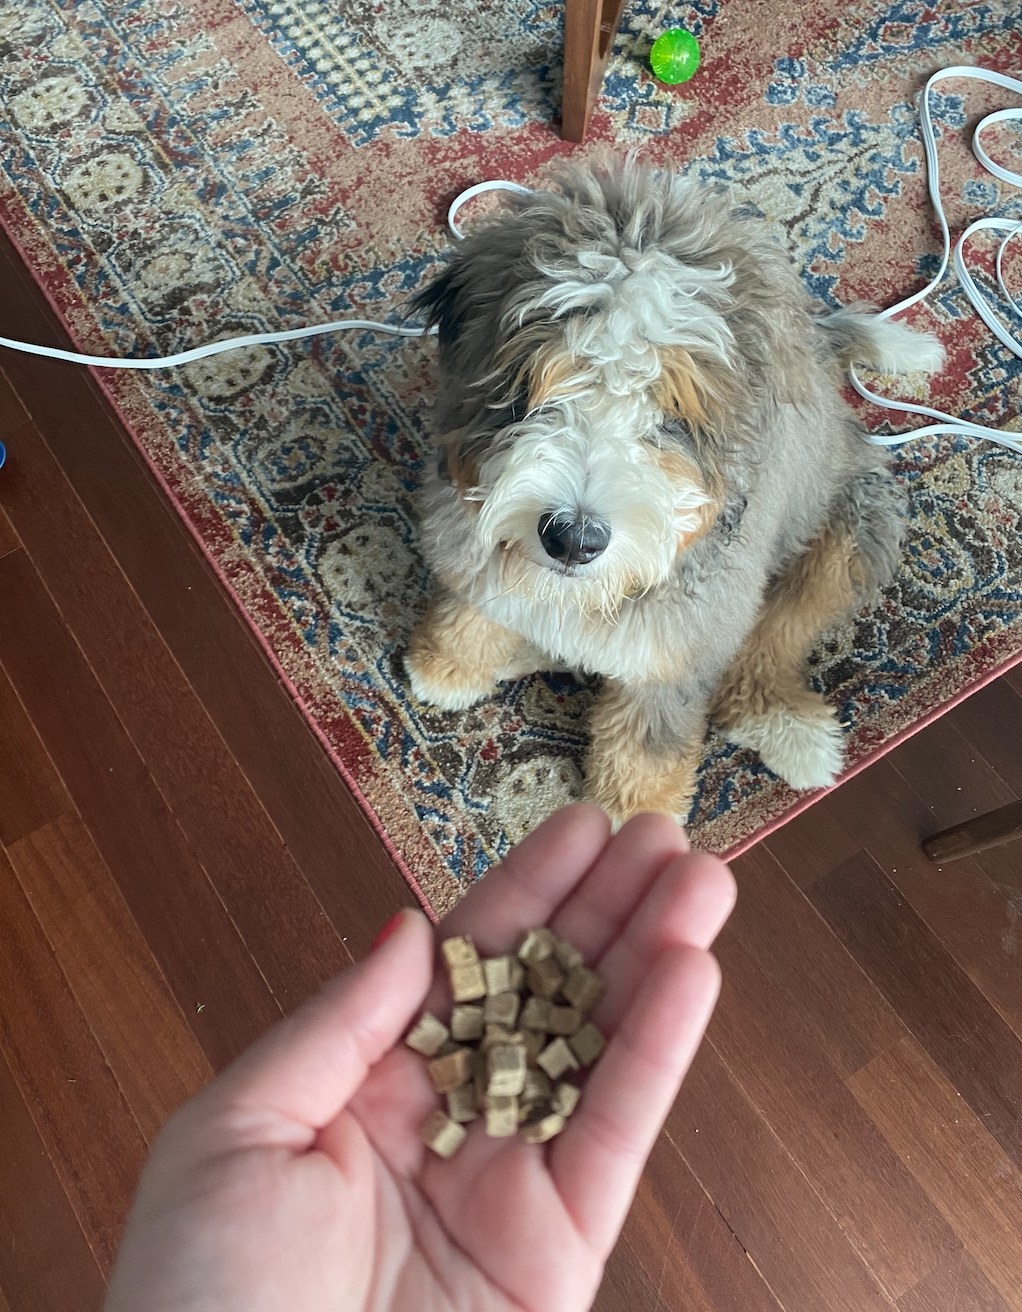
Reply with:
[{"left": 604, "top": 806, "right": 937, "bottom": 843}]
[{"left": 371, "top": 910, "right": 406, "bottom": 950}]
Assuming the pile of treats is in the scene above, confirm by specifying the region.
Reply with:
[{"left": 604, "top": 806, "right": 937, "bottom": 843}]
[{"left": 407, "top": 927, "right": 606, "bottom": 1158}]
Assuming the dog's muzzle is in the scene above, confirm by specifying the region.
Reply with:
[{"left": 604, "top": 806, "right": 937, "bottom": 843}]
[{"left": 538, "top": 513, "right": 611, "bottom": 566}]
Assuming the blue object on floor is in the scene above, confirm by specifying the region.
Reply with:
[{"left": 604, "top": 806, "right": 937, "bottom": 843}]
[{"left": 0, "top": 441, "right": 6, "bottom": 469}]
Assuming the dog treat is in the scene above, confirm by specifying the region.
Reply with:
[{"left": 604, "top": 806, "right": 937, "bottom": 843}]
[
  {"left": 411, "top": 927, "right": 607, "bottom": 1157},
  {"left": 404, "top": 1011, "right": 449, "bottom": 1056},
  {"left": 450, "top": 1003, "right": 485, "bottom": 1042},
  {"left": 536, "top": 1036, "right": 580, "bottom": 1081},
  {"left": 428, "top": 1047, "right": 474, "bottom": 1094},
  {"left": 569, "top": 1021, "right": 606, "bottom": 1067},
  {"left": 420, "top": 1108, "right": 468, "bottom": 1159},
  {"left": 483, "top": 990, "right": 521, "bottom": 1028}
]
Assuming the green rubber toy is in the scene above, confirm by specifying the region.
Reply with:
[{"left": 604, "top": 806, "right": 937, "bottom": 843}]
[{"left": 649, "top": 28, "right": 701, "bottom": 85}]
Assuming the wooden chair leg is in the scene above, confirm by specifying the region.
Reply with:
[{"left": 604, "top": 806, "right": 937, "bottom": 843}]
[
  {"left": 922, "top": 798, "right": 1022, "bottom": 863},
  {"left": 561, "top": 0, "right": 628, "bottom": 142}
]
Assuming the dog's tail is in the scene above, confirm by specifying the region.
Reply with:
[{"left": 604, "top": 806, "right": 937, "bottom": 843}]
[{"left": 816, "top": 306, "right": 945, "bottom": 374}]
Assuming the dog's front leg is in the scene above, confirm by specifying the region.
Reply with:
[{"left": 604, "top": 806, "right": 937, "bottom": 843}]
[
  {"left": 584, "top": 677, "right": 708, "bottom": 828},
  {"left": 406, "top": 590, "right": 535, "bottom": 711}
]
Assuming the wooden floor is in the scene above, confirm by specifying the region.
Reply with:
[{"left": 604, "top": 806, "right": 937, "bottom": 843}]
[{"left": 2, "top": 225, "right": 1021, "bottom": 1312}]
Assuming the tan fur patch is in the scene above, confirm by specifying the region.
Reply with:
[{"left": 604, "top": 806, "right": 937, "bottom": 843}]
[
  {"left": 584, "top": 680, "right": 701, "bottom": 825},
  {"left": 713, "top": 528, "right": 857, "bottom": 728},
  {"left": 647, "top": 446, "right": 721, "bottom": 552},
  {"left": 653, "top": 347, "right": 726, "bottom": 431},
  {"left": 526, "top": 342, "right": 586, "bottom": 410},
  {"left": 439, "top": 434, "right": 481, "bottom": 508},
  {"left": 407, "top": 592, "right": 526, "bottom": 705}
]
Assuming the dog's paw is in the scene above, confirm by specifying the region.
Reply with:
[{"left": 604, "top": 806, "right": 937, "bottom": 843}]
[
  {"left": 726, "top": 706, "right": 844, "bottom": 790},
  {"left": 404, "top": 653, "right": 494, "bottom": 711}
]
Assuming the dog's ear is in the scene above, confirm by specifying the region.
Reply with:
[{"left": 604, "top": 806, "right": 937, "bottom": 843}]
[{"left": 411, "top": 263, "right": 467, "bottom": 351}]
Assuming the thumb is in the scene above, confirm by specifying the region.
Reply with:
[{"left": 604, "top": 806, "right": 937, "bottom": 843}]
[{"left": 191, "top": 909, "right": 435, "bottom": 1133}]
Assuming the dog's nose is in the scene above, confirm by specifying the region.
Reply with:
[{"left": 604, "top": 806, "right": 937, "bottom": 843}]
[{"left": 538, "top": 513, "right": 611, "bottom": 565}]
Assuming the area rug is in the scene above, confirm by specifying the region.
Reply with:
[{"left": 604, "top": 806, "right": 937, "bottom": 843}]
[{"left": 2, "top": 0, "right": 1021, "bottom": 914}]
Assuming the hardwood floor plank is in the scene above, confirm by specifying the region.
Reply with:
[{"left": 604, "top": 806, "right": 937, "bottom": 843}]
[
  {"left": 945, "top": 677, "right": 1022, "bottom": 798},
  {"left": 712, "top": 857, "right": 956, "bottom": 1296},
  {"left": 819, "top": 758, "right": 1022, "bottom": 1040},
  {"left": 0, "top": 547, "right": 280, "bottom": 1068},
  {"left": 0, "top": 847, "right": 144, "bottom": 1273},
  {"left": 813, "top": 851, "right": 1022, "bottom": 1167},
  {"left": 0, "top": 1051, "right": 106, "bottom": 1312},
  {"left": 848, "top": 1037, "right": 1022, "bottom": 1308},
  {"left": 725, "top": 846, "right": 904, "bottom": 1076},
  {"left": 8, "top": 814, "right": 214, "bottom": 1141},
  {"left": 0, "top": 658, "right": 72, "bottom": 846},
  {"left": 890, "top": 713, "right": 1015, "bottom": 830},
  {"left": 0, "top": 407, "right": 371, "bottom": 1001},
  {"left": 0, "top": 502, "right": 18, "bottom": 559},
  {"left": 621, "top": 1136, "right": 783, "bottom": 1312},
  {"left": 898, "top": 1248, "right": 1012, "bottom": 1312},
  {"left": 667, "top": 1042, "right": 896, "bottom": 1312}
]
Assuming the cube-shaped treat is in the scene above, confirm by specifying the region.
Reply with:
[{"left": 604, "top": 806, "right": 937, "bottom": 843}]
[
  {"left": 507, "top": 957, "right": 527, "bottom": 992},
  {"left": 522, "top": 1029, "right": 546, "bottom": 1063},
  {"left": 520, "top": 995, "right": 552, "bottom": 1031},
  {"left": 450, "top": 1004, "right": 485, "bottom": 1042},
  {"left": 449, "top": 961, "right": 487, "bottom": 1002},
  {"left": 485, "top": 1095, "right": 519, "bottom": 1138},
  {"left": 481, "top": 1023, "right": 519, "bottom": 1052},
  {"left": 527, "top": 958, "right": 565, "bottom": 999},
  {"left": 420, "top": 1108, "right": 467, "bottom": 1158},
  {"left": 521, "top": 1112, "right": 566, "bottom": 1145},
  {"left": 555, "top": 939, "right": 584, "bottom": 971},
  {"left": 446, "top": 1085, "right": 479, "bottom": 1124},
  {"left": 428, "top": 1047, "right": 473, "bottom": 1094},
  {"left": 516, "top": 927, "right": 557, "bottom": 964},
  {"left": 551, "top": 1081, "right": 581, "bottom": 1118},
  {"left": 569, "top": 1022, "right": 606, "bottom": 1067},
  {"left": 562, "top": 964, "right": 604, "bottom": 1014},
  {"left": 536, "top": 1036, "right": 579, "bottom": 1081},
  {"left": 523, "top": 1067, "right": 553, "bottom": 1104},
  {"left": 404, "top": 1011, "right": 449, "bottom": 1056},
  {"left": 482, "top": 955, "right": 514, "bottom": 995},
  {"left": 487, "top": 1042, "right": 528, "bottom": 1097},
  {"left": 441, "top": 935, "right": 480, "bottom": 969},
  {"left": 483, "top": 991, "right": 521, "bottom": 1028},
  {"left": 546, "top": 1005, "right": 582, "bottom": 1036}
]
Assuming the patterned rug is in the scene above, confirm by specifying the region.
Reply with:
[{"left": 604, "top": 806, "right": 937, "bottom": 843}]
[{"left": 2, "top": 1, "right": 1021, "bottom": 914}]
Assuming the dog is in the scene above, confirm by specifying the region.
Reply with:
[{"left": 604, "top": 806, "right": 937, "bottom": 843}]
[{"left": 404, "top": 157, "right": 943, "bottom": 827}]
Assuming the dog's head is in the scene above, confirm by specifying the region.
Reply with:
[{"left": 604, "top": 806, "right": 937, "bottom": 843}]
[{"left": 414, "top": 158, "right": 807, "bottom": 614}]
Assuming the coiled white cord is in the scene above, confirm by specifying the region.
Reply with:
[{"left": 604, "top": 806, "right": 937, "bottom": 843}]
[{"left": 850, "top": 64, "right": 1022, "bottom": 453}]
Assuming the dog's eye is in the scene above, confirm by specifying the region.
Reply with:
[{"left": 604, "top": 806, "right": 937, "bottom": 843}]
[{"left": 651, "top": 417, "right": 693, "bottom": 448}]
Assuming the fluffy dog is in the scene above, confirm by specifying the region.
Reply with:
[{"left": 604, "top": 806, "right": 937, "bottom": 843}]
[{"left": 405, "top": 157, "right": 943, "bottom": 827}]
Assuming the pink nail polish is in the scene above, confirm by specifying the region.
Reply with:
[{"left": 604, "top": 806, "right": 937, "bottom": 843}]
[{"left": 371, "top": 911, "right": 404, "bottom": 950}]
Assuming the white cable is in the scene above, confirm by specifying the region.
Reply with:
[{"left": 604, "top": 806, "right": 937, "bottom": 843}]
[
  {"left": 849, "top": 64, "right": 1022, "bottom": 452},
  {"left": 0, "top": 181, "right": 534, "bottom": 371}
]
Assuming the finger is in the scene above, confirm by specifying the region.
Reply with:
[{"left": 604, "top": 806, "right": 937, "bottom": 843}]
[
  {"left": 439, "top": 804, "right": 612, "bottom": 954},
  {"left": 586, "top": 849, "right": 736, "bottom": 1034},
  {"left": 550, "top": 945, "right": 721, "bottom": 1254},
  {"left": 190, "top": 909, "right": 435, "bottom": 1138},
  {"left": 546, "top": 812, "right": 693, "bottom": 965}
]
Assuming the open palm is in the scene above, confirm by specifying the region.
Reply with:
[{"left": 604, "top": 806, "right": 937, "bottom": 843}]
[{"left": 103, "top": 805, "right": 735, "bottom": 1312}]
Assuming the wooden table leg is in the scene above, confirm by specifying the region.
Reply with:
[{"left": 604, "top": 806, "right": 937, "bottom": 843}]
[
  {"left": 922, "top": 799, "right": 1022, "bottom": 863},
  {"left": 561, "top": 0, "right": 628, "bottom": 141}
]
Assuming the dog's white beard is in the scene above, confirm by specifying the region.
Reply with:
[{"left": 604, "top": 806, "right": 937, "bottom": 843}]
[{"left": 464, "top": 406, "right": 711, "bottom": 623}]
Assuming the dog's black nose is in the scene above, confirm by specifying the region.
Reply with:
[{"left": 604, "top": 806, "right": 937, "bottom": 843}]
[{"left": 538, "top": 513, "right": 611, "bottom": 565}]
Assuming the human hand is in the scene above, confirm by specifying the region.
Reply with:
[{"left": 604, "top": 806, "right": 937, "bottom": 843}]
[{"left": 102, "top": 804, "right": 735, "bottom": 1312}]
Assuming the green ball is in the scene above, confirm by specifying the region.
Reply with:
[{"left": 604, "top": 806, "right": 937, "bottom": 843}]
[{"left": 649, "top": 28, "right": 701, "bottom": 85}]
